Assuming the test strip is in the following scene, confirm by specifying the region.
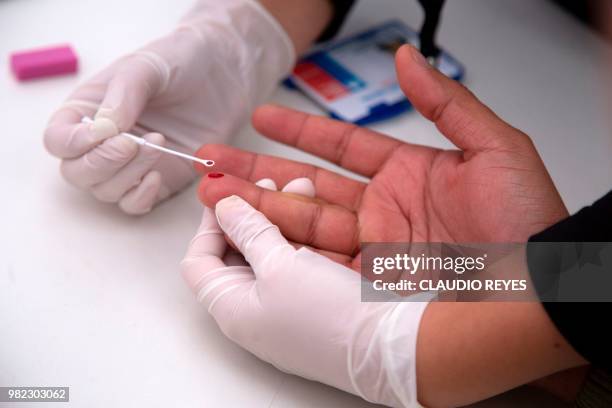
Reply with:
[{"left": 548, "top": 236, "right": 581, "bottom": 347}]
[{"left": 81, "top": 117, "right": 214, "bottom": 167}]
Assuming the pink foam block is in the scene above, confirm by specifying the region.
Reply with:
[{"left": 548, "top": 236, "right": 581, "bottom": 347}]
[{"left": 10, "top": 44, "right": 78, "bottom": 81}]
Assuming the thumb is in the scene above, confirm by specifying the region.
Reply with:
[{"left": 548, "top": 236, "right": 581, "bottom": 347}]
[
  {"left": 94, "top": 52, "right": 167, "bottom": 134},
  {"left": 181, "top": 207, "right": 254, "bottom": 311},
  {"left": 215, "top": 195, "right": 292, "bottom": 273},
  {"left": 181, "top": 207, "right": 230, "bottom": 295},
  {"left": 395, "top": 44, "right": 524, "bottom": 152}
]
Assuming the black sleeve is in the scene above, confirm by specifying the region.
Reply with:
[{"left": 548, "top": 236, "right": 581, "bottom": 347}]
[
  {"left": 530, "top": 191, "right": 612, "bottom": 242},
  {"left": 548, "top": 0, "right": 596, "bottom": 29},
  {"left": 527, "top": 190, "right": 612, "bottom": 369},
  {"left": 317, "top": 0, "right": 356, "bottom": 42}
]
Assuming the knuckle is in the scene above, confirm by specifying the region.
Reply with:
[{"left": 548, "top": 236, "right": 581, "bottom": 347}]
[
  {"left": 501, "top": 130, "right": 536, "bottom": 153},
  {"left": 334, "top": 124, "right": 358, "bottom": 167},
  {"left": 515, "top": 132, "right": 536, "bottom": 151},
  {"left": 304, "top": 204, "right": 323, "bottom": 247}
]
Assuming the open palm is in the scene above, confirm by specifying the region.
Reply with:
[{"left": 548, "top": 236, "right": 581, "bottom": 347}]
[{"left": 196, "top": 45, "right": 567, "bottom": 270}]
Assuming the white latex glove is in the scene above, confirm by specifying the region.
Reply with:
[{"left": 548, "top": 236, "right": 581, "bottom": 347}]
[
  {"left": 44, "top": 0, "right": 295, "bottom": 214},
  {"left": 181, "top": 182, "right": 431, "bottom": 408}
]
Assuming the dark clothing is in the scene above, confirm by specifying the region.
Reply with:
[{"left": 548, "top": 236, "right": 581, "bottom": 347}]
[
  {"left": 318, "top": 0, "right": 356, "bottom": 41},
  {"left": 575, "top": 368, "right": 612, "bottom": 408},
  {"left": 528, "top": 191, "right": 612, "bottom": 369},
  {"left": 552, "top": 0, "right": 598, "bottom": 30},
  {"left": 321, "top": 0, "right": 602, "bottom": 42}
]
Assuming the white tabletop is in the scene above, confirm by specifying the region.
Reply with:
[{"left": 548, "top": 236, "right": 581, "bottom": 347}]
[{"left": 1, "top": 0, "right": 611, "bottom": 407}]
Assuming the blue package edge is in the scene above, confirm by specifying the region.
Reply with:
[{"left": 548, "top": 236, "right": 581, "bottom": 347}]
[{"left": 283, "top": 19, "right": 466, "bottom": 126}]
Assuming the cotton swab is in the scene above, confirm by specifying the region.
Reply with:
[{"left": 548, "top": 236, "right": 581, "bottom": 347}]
[{"left": 81, "top": 117, "right": 215, "bottom": 167}]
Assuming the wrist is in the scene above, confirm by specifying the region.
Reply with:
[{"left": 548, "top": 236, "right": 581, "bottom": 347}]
[
  {"left": 258, "top": 0, "right": 332, "bottom": 54},
  {"left": 349, "top": 302, "right": 430, "bottom": 407},
  {"left": 178, "top": 0, "right": 296, "bottom": 108}
]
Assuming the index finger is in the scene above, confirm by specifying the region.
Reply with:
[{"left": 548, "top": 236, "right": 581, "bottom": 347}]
[
  {"left": 252, "top": 104, "right": 403, "bottom": 178},
  {"left": 199, "top": 173, "right": 360, "bottom": 256},
  {"left": 196, "top": 143, "right": 365, "bottom": 211}
]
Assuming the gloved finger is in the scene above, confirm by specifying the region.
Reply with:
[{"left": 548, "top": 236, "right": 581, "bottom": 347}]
[
  {"left": 220, "top": 177, "right": 279, "bottom": 251},
  {"left": 395, "top": 44, "right": 530, "bottom": 152},
  {"left": 182, "top": 207, "right": 229, "bottom": 291},
  {"left": 221, "top": 177, "right": 315, "bottom": 250},
  {"left": 254, "top": 177, "right": 277, "bottom": 191},
  {"left": 60, "top": 134, "right": 139, "bottom": 188},
  {"left": 44, "top": 101, "right": 117, "bottom": 159},
  {"left": 200, "top": 173, "right": 359, "bottom": 255},
  {"left": 181, "top": 207, "right": 253, "bottom": 311},
  {"left": 279, "top": 177, "right": 351, "bottom": 269},
  {"left": 215, "top": 195, "right": 294, "bottom": 274},
  {"left": 148, "top": 152, "right": 198, "bottom": 201},
  {"left": 91, "top": 132, "right": 164, "bottom": 203},
  {"left": 94, "top": 52, "right": 166, "bottom": 133},
  {"left": 281, "top": 177, "right": 315, "bottom": 198},
  {"left": 223, "top": 177, "right": 318, "bottom": 258},
  {"left": 195, "top": 144, "right": 365, "bottom": 211},
  {"left": 118, "top": 170, "right": 162, "bottom": 215},
  {"left": 253, "top": 104, "right": 402, "bottom": 179},
  {"left": 224, "top": 178, "right": 278, "bottom": 253}
]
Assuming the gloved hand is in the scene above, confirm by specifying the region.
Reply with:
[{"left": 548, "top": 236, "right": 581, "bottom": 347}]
[
  {"left": 181, "top": 177, "right": 431, "bottom": 408},
  {"left": 44, "top": 0, "right": 295, "bottom": 214}
]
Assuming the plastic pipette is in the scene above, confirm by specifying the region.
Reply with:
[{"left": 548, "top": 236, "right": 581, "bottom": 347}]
[{"left": 81, "top": 117, "right": 215, "bottom": 167}]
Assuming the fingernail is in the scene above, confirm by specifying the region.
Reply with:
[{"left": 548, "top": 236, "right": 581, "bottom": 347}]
[
  {"left": 207, "top": 172, "right": 224, "bottom": 179},
  {"left": 255, "top": 178, "right": 277, "bottom": 191},
  {"left": 282, "top": 177, "right": 315, "bottom": 198},
  {"left": 408, "top": 45, "right": 430, "bottom": 69}
]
